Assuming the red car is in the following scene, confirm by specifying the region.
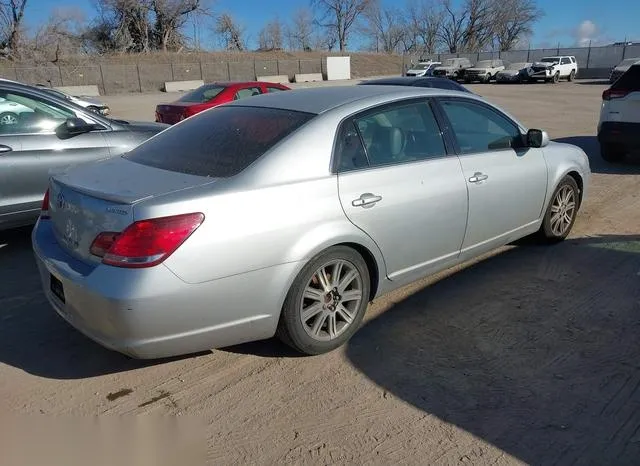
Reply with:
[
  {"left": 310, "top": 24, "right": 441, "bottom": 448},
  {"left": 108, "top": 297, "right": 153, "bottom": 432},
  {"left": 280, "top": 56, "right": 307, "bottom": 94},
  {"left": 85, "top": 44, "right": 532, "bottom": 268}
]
[{"left": 155, "top": 81, "right": 291, "bottom": 124}]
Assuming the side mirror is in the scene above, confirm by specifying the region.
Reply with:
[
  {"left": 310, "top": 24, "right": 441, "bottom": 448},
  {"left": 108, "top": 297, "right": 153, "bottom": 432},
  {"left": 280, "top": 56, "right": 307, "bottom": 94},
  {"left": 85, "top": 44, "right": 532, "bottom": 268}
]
[
  {"left": 527, "top": 129, "right": 549, "bottom": 148},
  {"left": 56, "top": 117, "right": 94, "bottom": 138}
]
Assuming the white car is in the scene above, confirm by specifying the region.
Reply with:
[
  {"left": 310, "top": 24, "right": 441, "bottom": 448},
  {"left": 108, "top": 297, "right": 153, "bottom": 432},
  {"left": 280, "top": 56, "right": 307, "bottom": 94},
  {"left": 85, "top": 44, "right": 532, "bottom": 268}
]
[
  {"left": 463, "top": 59, "right": 506, "bottom": 83},
  {"left": 597, "top": 62, "right": 640, "bottom": 162},
  {"left": 405, "top": 61, "right": 441, "bottom": 77},
  {"left": 529, "top": 56, "right": 578, "bottom": 83},
  {"left": 35, "top": 85, "right": 110, "bottom": 115},
  {"left": 0, "top": 97, "right": 33, "bottom": 125}
]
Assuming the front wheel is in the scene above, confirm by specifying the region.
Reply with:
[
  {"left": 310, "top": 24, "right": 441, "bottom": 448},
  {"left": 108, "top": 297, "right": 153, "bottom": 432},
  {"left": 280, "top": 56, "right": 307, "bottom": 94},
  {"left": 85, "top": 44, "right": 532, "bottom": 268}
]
[
  {"left": 538, "top": 176, "right": 580, "bottom": 242},
  {"left": 552, "top": 72, "right": 560, "bottom": 83},
  {"left": 277, "top": 246, "right": 371, "bottom": 355},
  {"left": 483, "top": 73, "right": 492, "bottom": 83}
]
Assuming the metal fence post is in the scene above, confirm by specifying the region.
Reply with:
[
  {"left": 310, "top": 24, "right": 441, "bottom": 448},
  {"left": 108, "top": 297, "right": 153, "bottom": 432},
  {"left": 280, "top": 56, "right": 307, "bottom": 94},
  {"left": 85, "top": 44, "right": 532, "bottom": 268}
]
[
  {"left": 58, "top": 65, "right": 64, "bottom": 86},
  {"left": 298, "top": 59, "right": 301, "bottom": 74},
  {"left": 199, "top": 61, "right": 204, "bottom": 81},
  {"left": 622, "top": 44, "right": 627, "bottom": 60},
  {"left": 276, "top": 59, "right": 280, "bottom": 76},
  {"left": 99, "top": 64, "right": 106, "bottom": 94},
  {"left": 527, "top": 48, "right": 530, "bottom": 62},
  {"left": 170, "top": 63, "right": 175, "bottom": 81},
  {"left": 226, "top": 61, "right": 231, "bottom": 80},
  {"left": 586, "top": 43, "right": 592, "bottom": 69},
  {"left": 136, "top": 64, "right": 143, "bottom": 92}
]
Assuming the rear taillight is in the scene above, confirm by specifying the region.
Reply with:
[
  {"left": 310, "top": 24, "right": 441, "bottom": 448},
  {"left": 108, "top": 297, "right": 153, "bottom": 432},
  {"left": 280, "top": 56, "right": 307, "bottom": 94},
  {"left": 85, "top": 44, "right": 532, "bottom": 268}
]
[
  {"left": 40, "top": 189, "right": 50, "bottom": 219},
  {"left": 603, "top": 88, "right": 629, "bottom": 100},
  {"left": 90, "top": 213, "right": 204, "bottom": 268}
]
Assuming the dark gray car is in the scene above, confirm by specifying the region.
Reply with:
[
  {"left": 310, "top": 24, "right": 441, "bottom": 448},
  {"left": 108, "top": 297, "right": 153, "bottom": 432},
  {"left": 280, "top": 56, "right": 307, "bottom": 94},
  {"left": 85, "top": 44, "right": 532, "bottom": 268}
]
[{"left": 0, "top": 80, "right": 167, "bottom": 230}]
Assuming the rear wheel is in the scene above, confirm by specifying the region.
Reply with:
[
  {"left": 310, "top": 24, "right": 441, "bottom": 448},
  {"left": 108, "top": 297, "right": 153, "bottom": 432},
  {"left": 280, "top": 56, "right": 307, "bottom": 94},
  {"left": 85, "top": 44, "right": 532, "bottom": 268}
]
[
  {"left": 600, "top": 143, "right": 626, "bottom": 163},
  {"left": 277, "top": 246, "right": 371, "bottom": 355},
  {"left": 538, "top": 176, "right": 580, "bottom": 242},
  {"left": 568, "top": 70, "right": 576, "bottom": 82},
  {"left": 483, "top": 73, "right": 492, "bottom": 83}
]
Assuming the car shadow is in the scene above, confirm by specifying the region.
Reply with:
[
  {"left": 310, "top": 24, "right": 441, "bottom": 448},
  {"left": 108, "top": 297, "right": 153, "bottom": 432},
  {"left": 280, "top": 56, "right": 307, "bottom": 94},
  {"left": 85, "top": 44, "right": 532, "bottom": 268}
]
[
  {"left": 0, "top": 228, "right": 205, "bottom": 380},
  {"left": 346, "top": 234, "right": 640, "bottom": 465},
  {"left": 575, "top": 79, "right": 611, "bottom": 85},
  {"left": 554, "top": 136, "right": 640, "bottom": 174}
]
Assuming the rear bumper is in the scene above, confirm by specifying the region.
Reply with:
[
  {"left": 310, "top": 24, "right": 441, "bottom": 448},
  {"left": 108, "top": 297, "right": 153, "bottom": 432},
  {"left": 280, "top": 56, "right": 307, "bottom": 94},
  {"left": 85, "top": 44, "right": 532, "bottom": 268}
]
[
  {"left": 597, "top": 122, "right": 640, "bottom": 148},
  {"left": 32, "top": 219, "right": 297, "bottom": 359}
]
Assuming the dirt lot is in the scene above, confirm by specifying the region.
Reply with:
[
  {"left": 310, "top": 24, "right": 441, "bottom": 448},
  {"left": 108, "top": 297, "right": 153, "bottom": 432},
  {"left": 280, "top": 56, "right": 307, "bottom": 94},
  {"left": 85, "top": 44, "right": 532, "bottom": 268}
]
[{"left": 1, "top": 81, "right": 639, "bottom": 465}]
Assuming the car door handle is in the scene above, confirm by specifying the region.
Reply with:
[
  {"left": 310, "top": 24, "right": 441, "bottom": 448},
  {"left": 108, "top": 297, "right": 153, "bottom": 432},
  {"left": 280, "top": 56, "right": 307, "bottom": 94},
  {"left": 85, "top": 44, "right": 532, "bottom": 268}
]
[
  {"left": 468, "top": 172, "right": 488, "bottom": 183},
  {"left": 0, "top": 144, "right": 13, "bottom": 154},
  {"left": 352, "top": 193, "right": 382, "bottom": 208}
]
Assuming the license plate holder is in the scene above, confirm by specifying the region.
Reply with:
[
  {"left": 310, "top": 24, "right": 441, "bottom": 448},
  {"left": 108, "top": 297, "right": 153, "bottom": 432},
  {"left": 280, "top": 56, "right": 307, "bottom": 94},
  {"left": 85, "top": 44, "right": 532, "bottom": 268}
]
[{"left": 50, "top": 274, "right": 65, "bottom": 304}]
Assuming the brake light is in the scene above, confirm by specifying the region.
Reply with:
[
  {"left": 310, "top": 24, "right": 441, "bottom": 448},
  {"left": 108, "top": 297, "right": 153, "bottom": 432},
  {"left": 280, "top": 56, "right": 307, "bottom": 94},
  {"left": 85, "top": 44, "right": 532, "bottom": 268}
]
[
  {"left": 603, "top": 88, "right": 629, "bottom": 100},
  {"left": 90, "top": 213, "right": 204, "bottom": 268},
  {"left": 41, "top": 189, "right": 50, "bottom": 219}
]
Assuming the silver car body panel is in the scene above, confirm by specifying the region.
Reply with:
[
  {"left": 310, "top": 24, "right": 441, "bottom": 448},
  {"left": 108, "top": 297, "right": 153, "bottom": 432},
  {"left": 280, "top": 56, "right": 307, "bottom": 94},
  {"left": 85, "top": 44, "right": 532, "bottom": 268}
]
[{"left": 33, "top": 85, "right": 591, "bottom": 358}]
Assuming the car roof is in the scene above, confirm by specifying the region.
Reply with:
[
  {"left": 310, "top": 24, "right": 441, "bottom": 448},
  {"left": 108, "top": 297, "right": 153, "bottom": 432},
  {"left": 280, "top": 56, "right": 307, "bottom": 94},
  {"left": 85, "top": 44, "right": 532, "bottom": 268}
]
[
  {"left": 207, "top": 81, "right": 285, "bottom": 88},
  {"left": 226, "top": 84, "right": 470, "bottom": 114},
  {"left": 361, "top": 76, "right": 453, "bottom": 86}
]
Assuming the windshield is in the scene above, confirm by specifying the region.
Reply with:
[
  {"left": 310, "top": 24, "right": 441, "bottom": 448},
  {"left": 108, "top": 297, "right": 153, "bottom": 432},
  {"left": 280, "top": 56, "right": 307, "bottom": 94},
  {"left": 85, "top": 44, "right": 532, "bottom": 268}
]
[
  {"left": 443, "top": 59, "right": 457, "bottom": 66},
  {"left": 125, "top": 106, "right": 315, "bottom": 178},
  {"left": 178, "top": 85, "right": 225, "bottom": 103},
  {"left": 506, "top": 62, "right": 528, "bottom": 70},
  {"left": 413, "top": 64, "right": 430, "bottom": 70},
  {"left": 541, "top": 58, "right": 559, "bottom": 63}
]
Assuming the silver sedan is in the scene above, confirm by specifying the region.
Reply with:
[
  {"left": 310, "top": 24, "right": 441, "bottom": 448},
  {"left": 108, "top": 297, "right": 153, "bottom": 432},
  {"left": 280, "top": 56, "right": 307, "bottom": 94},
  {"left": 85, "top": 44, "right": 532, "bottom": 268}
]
[{"left": 32, "top": 85, "right": 591, "bottom": 358}]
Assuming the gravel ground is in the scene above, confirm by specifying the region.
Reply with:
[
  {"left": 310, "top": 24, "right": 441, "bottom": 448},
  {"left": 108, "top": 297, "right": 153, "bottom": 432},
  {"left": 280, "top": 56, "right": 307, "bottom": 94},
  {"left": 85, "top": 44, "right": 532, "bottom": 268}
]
[{"left": 1, "top": 79, "right": 639, "bottom": 465}]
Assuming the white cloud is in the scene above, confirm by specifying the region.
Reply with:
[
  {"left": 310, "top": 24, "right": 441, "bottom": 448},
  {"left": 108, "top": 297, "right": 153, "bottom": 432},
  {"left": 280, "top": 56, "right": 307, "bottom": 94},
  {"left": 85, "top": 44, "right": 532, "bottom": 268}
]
[{"left": 573, "top": 20, "right": 600, "bottom": 46}]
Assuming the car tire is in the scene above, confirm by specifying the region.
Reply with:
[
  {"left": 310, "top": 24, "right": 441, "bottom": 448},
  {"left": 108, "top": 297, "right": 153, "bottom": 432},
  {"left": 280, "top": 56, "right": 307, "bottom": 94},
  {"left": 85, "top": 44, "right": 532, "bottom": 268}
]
[
  {"left": 0, "top": 112, "right": 18, "bottom": 125},
  {"left": 552, "top": 72, "right": 560, "bottom": 83},
  {"left": 277, "top": 246, "right": 371, "bottom": 355},
  {"left": 538, "top": 176, "right": 580, "bottom": 242},
  {"left": 568, "top": 70, "right": 576, "bottom": 82},
  {"left": 600, "top": 143, "right": 626, "bottom": 163},
  {"left": 483, "top": 74, "right": 491, "bottom": 83}
]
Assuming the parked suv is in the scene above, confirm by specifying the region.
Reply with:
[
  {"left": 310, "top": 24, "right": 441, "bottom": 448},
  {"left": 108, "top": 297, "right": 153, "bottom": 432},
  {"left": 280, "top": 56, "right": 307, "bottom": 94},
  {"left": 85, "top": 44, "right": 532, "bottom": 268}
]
[
  {"left": 432, "top": 58, "right": 473, "bottom": 80},
  {"left": 597, "top": 63, "right": 640, "bottom": 162},
  {"left": 404, "top": 60, "right": 441, "bottom": 77},
  {"left": 463, "top": 59, "right": 506, "bottom": 83},
  {"left": 529, "top": 56, "right": 578, "bottom": 83},
  {"left": 0, "top": 80, "right": 168, "bottom": 230}
]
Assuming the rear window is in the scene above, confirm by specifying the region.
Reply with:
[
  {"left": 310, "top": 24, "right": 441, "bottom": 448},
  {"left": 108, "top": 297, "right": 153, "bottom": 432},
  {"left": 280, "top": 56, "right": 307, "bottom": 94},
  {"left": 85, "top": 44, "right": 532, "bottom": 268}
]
[
  {"left": 612, "top": 65, "right": 640, "bottom": 90},
  {"left": 124, "top": 106, "right": 315, "bottom": 178},
  {"left": 178, "top": 85, "right": 225, "bottom": 103}
]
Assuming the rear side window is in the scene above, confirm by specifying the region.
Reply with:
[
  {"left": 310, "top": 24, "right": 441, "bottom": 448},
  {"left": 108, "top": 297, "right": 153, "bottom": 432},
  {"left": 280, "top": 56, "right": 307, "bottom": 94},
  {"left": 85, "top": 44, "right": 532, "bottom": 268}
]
[
  {"left": 125, "top": 106, "right": 315, "bottom": 177},
  {"left": 267, "top": 86, "right": 286, "bottom": 93},
  {"left": 612, "top": 65, "right": 640, "bottom": 90},
  {"left": 561, "top": 58, "right": 571, "bottom": 65},
  {"left": 234, "top": 87, "right": 261, "bottom": 100}
]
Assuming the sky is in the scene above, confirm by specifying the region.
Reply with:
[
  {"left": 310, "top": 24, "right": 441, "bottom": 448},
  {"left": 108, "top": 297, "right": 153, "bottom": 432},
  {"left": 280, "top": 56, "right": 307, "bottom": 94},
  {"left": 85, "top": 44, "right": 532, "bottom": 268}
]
[{"left": 27, "top": 0, "right": 639, "bottom": 51}]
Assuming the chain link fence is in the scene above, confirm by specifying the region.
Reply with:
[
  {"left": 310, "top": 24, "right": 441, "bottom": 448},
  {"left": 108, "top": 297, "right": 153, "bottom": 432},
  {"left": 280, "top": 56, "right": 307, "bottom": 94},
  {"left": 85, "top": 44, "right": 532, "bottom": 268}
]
[{"left": 0, "top": 44, "right": 637, "bottom": 95}]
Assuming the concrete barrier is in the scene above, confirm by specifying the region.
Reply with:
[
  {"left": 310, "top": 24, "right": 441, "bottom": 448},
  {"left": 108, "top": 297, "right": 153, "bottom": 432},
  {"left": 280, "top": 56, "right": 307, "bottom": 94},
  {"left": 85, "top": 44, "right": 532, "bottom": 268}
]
[
  {"left": 294, "top": 73, "right": 323, "bottom": 83},
  {"left": 54, "top": 85, "right": 101, "bottom": 96},
  {"left": 257, "top": 75, "right": 290, "bottom": 84},
  {"left": 164, "top": 80, "right": 204, "bottom": 92}
]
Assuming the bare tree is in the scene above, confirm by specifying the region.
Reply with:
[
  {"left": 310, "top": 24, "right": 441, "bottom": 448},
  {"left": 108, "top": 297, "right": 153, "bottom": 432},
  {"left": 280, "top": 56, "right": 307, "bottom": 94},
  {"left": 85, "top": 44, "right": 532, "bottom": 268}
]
[
  {"left": 405, "top": 0, "right": 443, "bottom": 54},
  {"left": 0, "top": 0, "right": 28, "bottom": 57},
  {"left": 461, "top": 0, "right": 493, "bottom": 51},
  {"left": 311, "top": 0, "right": 372, "bottom": 51},
  {"left": 362, "top": 1, "right": 406, "bottom": 53},
  {"left": 287, "top": 8, "right": 314, "bottom": 51},
  {"left": 29, "top": 7, "right": 87, "bottom": 62},
  {"left": 258, "top": 17, "right": 283, "bottom": 50},
  {"left": 214, "top": 12, "right": 246, "bottom": 51},
  {"left": 491, "top": 0, "right": 541, "bottom": 51},
  {"left": 437, "top": 0, "right": 466, "bottom": 53},
  {"left": 152, "top": 0, "right": 202, "bottom": 52}
]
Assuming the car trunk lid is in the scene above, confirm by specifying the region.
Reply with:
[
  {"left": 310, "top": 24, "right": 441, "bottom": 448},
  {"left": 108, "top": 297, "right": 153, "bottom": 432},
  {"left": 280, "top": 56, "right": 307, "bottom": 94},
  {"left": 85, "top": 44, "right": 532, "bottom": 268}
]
[{"left": 49, "top": 156, "right": 216, "bottom": 263}]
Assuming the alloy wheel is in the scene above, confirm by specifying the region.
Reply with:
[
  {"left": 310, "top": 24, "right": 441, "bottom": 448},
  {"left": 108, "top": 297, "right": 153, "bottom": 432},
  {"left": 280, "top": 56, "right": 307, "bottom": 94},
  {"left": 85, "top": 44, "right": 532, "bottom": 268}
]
[
  {"left": 300, "top": 259, "right": 363, "bottom": 342},
  {"left": 0, "top": 113, "right": 17, "bottom": 125},
  {"left": 550, "top": 185, "right": 576, "bottom": 236}
]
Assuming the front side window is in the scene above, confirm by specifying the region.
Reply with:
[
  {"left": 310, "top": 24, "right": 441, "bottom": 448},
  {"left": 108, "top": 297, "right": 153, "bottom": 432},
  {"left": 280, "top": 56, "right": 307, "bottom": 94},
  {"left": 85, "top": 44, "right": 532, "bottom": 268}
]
[
  {"left": 440, "top": 99, "right": 523, "bottom": 154},
  {"left": 234, "top": 87, "right": 262, "bottom": 100},
  {"left": 0, "top": 90, "right": 77, "bottom": 134},
  {"left": 349, "top": 101, "right": 446, "bottom": 167}
]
